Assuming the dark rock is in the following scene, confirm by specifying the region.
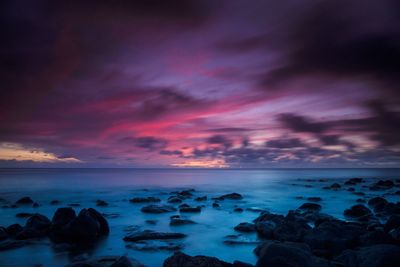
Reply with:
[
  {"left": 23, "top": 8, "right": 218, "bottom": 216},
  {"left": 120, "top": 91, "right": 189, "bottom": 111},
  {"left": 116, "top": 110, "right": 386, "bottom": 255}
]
[
  {"left": 126, "top": 240, "right": 183, "bottom": 251},
  {"left": 255, "top": 221, "right": 276, "bottom": 238},
  {"left": 356, "top": 198, "right": 366, "bottom": 203},
  {"left": 96, "top": 200, "right": 108, "bottom": 207},
  {"left": 359, "top": 230, "right": 395, "bottom": 246},
  {"left": 68, "top": 203, "right": 80, "bottom": 207},
  {"left": 298, "top": 203, "right": 322, "bottom": 212},
  {"left": 330, "top": 183, "right": 341, "bottom": 189},
  {"left": 5, "top": 224, "right": 23, "bottom": 236},
  {"left": 26, "top": 214, "right": 51, "bottom": 232},
  {"left": 384, "top": 215, "right": 400, "bottom": 232},
  {"left": 168, "top": 196, "right": 183, "bottom": 203},
  {"left": 67, "top": 256, "right": 145, "bottom": 267},
  {"left": 335, "top": 244, "right": 400, "bottom": 267},
  {"left": 16, "top": 212, "right": 34, "bottom": 218},
  {"left": 16, "top": 197, "right": 34, "bottom": 205},
  {"left": 163, "top": 251, "right": 232, "bottom": 267},
  {"left": 370, "top": 180, "right": 395, "bottom": 190},
  {"left": 347, "top": 187, "right": 355, "bottom": 192},
  {"left": 307, "top": 197, "right": 322, "bottom": 202},
  {"left": 145, "top": 220, "right": 157, "bottom": 225},
  {"left": 345, "top": 178, "right": 363, "bottom": 185},
  {"left": 175, "top": 189, "right": 194, "bottom": 198},
  {"left": 234, "top": 223, "right": 256, "bottom": 233},
  {"left": 195, "top": 196, "right": 207, "bottom": 201},
  {"left": 254, "top": 212, "right": 285, "bottom": 225},
  {"left": 129, "top": 197, "right": 161, "bottom": 203},
  {"left": 212, "top": 202, "right": 220, "bottom": 208},
  {"left": 246, "top": 207, "right": 266, "bottom": 213},
  {"left": 234, "top": 208, "right": 244, "bottom": 212},
  {"left": 50, "top": 200, "right": 61, "bottom": 205},
  {"left": 52, "top": 207, "right": 76, "bottom": 226},
  {"left": 272, "top": 220, "right": 311, "bottom": 242},
  {"left": 214, "top": 193, "right": 243, "bottom": 200},
  {"left": 88, "top": 208, "right": 110, "bottom": 235},
  {"left": 353, "top": 191, "right": 366, "bottom": 196},
  {"left": 170, "top": 217, "right": 195, "bottom": 226},
  {"left": 344, "top": 205, "right": 372, "bottom": 221},
  {"left": 255, "top": 240, "right": 331, "bottom": 267},
  {"left": 110, "top": 256, "right": 136, "bottom": 267},
  {"left": 123, "top": 230, "right": 186, "bottom": 242},
  {"left": 141, "top": 205, "right": 177, "bottom": 214},
  {"left": 389, "top": 228, "right": 400, "bottom": 241},
  {"left": 367, "top": 197, "right": 388, "bottom": 212},
  {"left": 0, "top": 240, "right": 29, "bottom": 251},
  {"left": 179, "top": 206, "right": 201, "bottom": 213},
  {"left": 32, "top": 202, "right": 40, "bottom": 208},
  {"left": 0, "top": 227, "right": 7, "bottom": 241}
]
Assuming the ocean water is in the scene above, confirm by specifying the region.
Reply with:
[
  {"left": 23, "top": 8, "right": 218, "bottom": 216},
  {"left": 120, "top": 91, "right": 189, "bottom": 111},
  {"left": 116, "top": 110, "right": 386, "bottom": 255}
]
[{"left": 0, "top": 168, "right": 399, "bottom": 266}]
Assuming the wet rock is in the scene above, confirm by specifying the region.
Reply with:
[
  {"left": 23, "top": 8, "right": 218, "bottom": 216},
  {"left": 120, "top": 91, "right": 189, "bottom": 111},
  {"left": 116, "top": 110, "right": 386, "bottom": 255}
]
[
  {"left": 389, "top": 228, "right": 400, "bottom": 241},
  {"left": 195, "top": 196, "right": 207, "bottom": 201},
  {"left": 168, "top": 196, "right": 183, "bottom": 203},
  {"left": 345, "top": 178, "right": 363, "bottom": 185},
  {"left": 298, "top": 203, "right": 322, "bottom": 212},
  {"left": 335, "top": 244, "right": 400, "bottom": 267},
  {"left": 344, "top": 205, "right": 372, "bottom": 221},
  {"left": 370, "top": 180, "right": 395, "bottom": 190},
  {"left": 141, "top": 205, "right": 177, "bottom": 214},
  {"left": 272, "top": 220, "right": 311, "bottom": 242},
  {"left": 88, "top": 208, "right": 109, "bottom": 235},
  {"left": 174, "top": 189, "right": 195, "bottom": 198},
  {"left": 96, "top": 200, "right": 109, "bottom": 207},
  {"left": 129, "top": 197, "right": 161, "bottom": 203},
  {"left": 163, "top": 251, "right": 233, "bottom": 267},
  {"left": 255, "top": 221, "right": 276, "bottom": 238},
  {"left": 307, "top": 197, "right": 322, "bottom": 202},
  {"left": 126, "top": 240, "right": 183, "bottom": 251},
  {"left": 367, "top": 197, "right": 388, "bottom": 212},
  {"left": 234, "top": 208, "right": 244, "bottom": 212},
  {"left": 214, "top": 192, "right": 243, "bottom": 200},
  {"left": 352, "top": 191, "right": 366, "bottom": 196},
  {"left": 170, "top": 216, "right": 195, "bottom": 226},
  {"left": 26, "top": 214, "right": 51, "bottom": 232},
  {"left": 0, "top": 227, "right": 7, "bottom": 241},
  {"left": 50, "top": 200, "right": 61, "bottom": 205},
  {"left": 234, "top": 222, "right": 256, "bottom": 233},
  {"left": 5, "top": 224, "right": 23, "bottom": 236},
  {"left": 347, "top": 187, "right": 355, "bottom": 192},
  {"left": 330, "top": 183, "right": 341, "bottom": 190},
  {"left": 359, "top": 230, "right": 395, "bottom": 246},
  {"left": 179, "top": 206, "right": 201, "bottom": 213},
  {"left": 16, "top": 197, "right": 34, "bottom": 205},
  {"left": 356, "top": 198, "right": 366, "bottom": 203},
  {"left": 384, "top": 215, "right": 400, "bottom": 233},
  {"left": 32, "top": 202, "right": 40, "bottom": 208},
  {"left": 212, "top": 202, "right": 220, "bottom": 208},
  {"left": 145, "top": 220, "right": 157, "bottom": 225},
  {"left": 255, "top": 240, "right": 331, "bottom": 267},
  {"left": 223, "top": 234, "right": 261, "bottom": 246},
  {"left": 254, "top": 212, "right": 285, "bottom": 225},
  {"left": 123, "top": 230, "right": 186, "bottom": 242},
  {"left": 16, "top": 212, "right": 34, "bottom": 218},
  {"left": 0, "top": 240, "right": 29, "bottom": 251}
]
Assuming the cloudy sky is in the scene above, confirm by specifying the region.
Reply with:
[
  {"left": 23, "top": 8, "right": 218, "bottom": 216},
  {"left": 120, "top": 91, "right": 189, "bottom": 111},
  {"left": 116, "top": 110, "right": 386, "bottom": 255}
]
[{"left": 1, "top": 0, "right": 400, "bottom": 168}]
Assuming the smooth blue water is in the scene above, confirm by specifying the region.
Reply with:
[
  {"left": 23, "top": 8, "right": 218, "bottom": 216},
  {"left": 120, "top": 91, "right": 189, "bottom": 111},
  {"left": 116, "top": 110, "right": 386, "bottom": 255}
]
[{"left": 0, "top": 168, "right": 399, "bottom": 267}]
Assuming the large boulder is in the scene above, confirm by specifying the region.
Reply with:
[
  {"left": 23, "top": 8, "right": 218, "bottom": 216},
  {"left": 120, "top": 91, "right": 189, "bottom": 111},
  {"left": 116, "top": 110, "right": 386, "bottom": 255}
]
[
  {"left": 0, "top": 227, "right": 8, "bottom": 241},
  {"left": 272, "top": 220, "right": 311, "bottom": 242},
  {"left": 15, "top": 197, "right": 34, "bottom": 205},
  {"left": 370, "top": 180, "right": 395, "bottom": 190},
  {"left": 384, "top": 215, "right": 400, "bottom": 233},
  {"left": 255, "top": 240, "right": 331, "bottom": 267},
  {"left": 214, "top": 193, "right": 243, "bottom": 200},
  {"left": 16, "top": 214, "right": 51, "bottom": 240},
  {"left": 344, "top": 205, "right": 372, "bottom": 222},
  {"left": 234, "top": 223, "right": 256, "bottom": 233},
  {"left": 367, "top": 197, "right": 388, "bottom": 212},
  {"left": 297, "top": 203, "right": 322, "bottom": 212},
  {"left": 335, "top": 244, "right": 400, "bottom": 267}
]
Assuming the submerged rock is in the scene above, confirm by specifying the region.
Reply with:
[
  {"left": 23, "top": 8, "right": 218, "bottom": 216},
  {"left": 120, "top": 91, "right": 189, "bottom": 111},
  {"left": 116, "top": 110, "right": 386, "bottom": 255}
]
[
  {"left": 96, "top": 200, "right": 109, "bottom": 207},
  {"left": 16, "top": 214, "right": 51, "bottom": 240},
  {"left": 170, "top": 217, "right": 196, "bottom": 226},
  {"left": 234, "top": 223, "right": 256, "bottom": 233},
  {"left": 370, "top": 180, "right": 395, "bottom": 190},
  {"left": 129, "top": 197, "right": 161, "bottom": 203},
  {"left": 5, "top": 224, "right": 23, "bottom": 236},
  {"left": 214, "top": 193, "right": 243, "bottom": 200},
  {"left": 179, "top": 206, "right": 201, "bottom": 213},
  {"left": 168, "top": 196, "right": 183, "bottom": 203},
  {"left": 195, "top": 196, "right": 207, "bottom": 201},
  {"left": 15, "top": 197, "right": 34, "bottom": 205},
  {"left": 141, "top": 205, "right": 177, "bottom": 214},
  {"left": 345, "top": 178, "right": 364, "bottom": 185},
  {"left": 123, "top": 230, "right": 186, "bottom": 242},
  {"left": 298, "top": 203, "right": 322, "bottom": 212}
]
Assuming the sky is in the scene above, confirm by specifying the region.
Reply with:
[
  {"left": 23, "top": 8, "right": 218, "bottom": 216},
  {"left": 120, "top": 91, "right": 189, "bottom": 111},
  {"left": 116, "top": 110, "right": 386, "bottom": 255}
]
[{"left": 1, "top": 0, "right": 400, "bottom": 168}]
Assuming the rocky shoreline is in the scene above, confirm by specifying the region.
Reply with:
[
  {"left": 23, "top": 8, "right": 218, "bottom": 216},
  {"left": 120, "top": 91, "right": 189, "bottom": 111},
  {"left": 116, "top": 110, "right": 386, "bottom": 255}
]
[{"left": 1, "top": 177, "right": 400, "bottom": 266}]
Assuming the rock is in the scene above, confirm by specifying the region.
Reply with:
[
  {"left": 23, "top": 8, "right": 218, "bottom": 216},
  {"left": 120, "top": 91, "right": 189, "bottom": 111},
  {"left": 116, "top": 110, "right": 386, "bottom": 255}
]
[
  {"left": 234, "top": 208, "right": 244, "bottom": 212},
  {"left": 389, "top": 228, "right": 400, "bottom": 240},
  {"left": 50, "top": 200, "right": 61, "bottom": 205},
  {"left": 141, "top": 205, "right": 177, "bottom": 214},
  {"left": 298, "top": 203, "right": 322, "bottom": 212},
  {"left": 234, "top": 223, "right": 256, "bottom": 233},
  {"left": 307, "top": 197, "right": 322, "bottom": 202},
  {"left": 272, "top": 220, "right": 311, "bottom": 242},
  {"left": 163, "top": 251, "right": 232, "bottom": 267},
  {"left": 335, "top": 244, "right": 400, "bottom": 267},
  {"left": 359, "top": 230, "right": 395, "bottom": 246},
  {"left": 126, "top": 240, "right": 184, "bottom": 251},
  {"left": 110, "top": 256, "right": 136, "bottom": 267},
  {"left": 168, "top": 196, "right": 183, "bottom": 203},
  {"left": 123, "top": 230, "right": 186, "bottom": 242},
  {"left": 26, "top": 214, "right": 51, "bottom": 232},
  {"left": 179, "top": 206, "right": 201, "bottom": 213},
  {"left": 223, "top": 235, "right": 261, "bottom": 246},
  {"left": 254, "top": 212, "right": 285, "bottom": 225},
  {"left": 344, "top": 205, "right": 372, "bottom": 221},
  {"left": 96, "top": 200, "right": 109, "bottom": 207},
  {"left": 255, "top": 221, "right": 276, "bottom": 238},
  {"left": 370, "top": 180, "right": 395, "bottom": 190},
  {"left": 68, "top": 203, "right": 80, "bottom": 207},
  {"left": 67, "top": 256, "right": 146, "bottom": 267},
  {"left": 212, "top": 202, "right": 220, "bottom": 208},
  {"left": 5, "top": 224, "right": 23, "bottom": 236},
  {"left": 16, "top": 212, "right": 34, "bottom": 218},
  {"left": 367, "top": 197, "right": 388, "bottom": 212},
  {"left": 255, "top": 240, "right": 331, "bottom": 267},
  {"left": 88, "top": 208, "right": 110, "bottom": 235},
  {"left": 356, "top": 198, "right": 366, "bottom": 203},
  {"left": 0, "top": 240, "right": 29, "bottom": 251},
  {"left": 214, "top": 193, "right": 243, "bottom": 200},
  {"left": 246, "top": 207, "right": 267, "bottom": 213},
  {"left": 129, "top": 197, "right": 161, "bottom": 203},
  {"left": 16, "top": 197, "right": 34, "bottom": 205},
  {"left": 32, "top": 202, "right": 40, "bottom": 208},
  {"left": 0, "top": 227, "right": 7, "bottom": 241},
  {"left": 303, "top": 220, "right": 367, "bottom": 257},
  {"left": 174, "top": 189, "right": 195, "bottom": 198},
  {"left": 345, "top": 178, "right": 363, "bottom": 185},
  {"left": 384, "top": 215, "right": 400, "bottom": 232},
  {"left": 145, "top": 220, "right": 157, "bottom": 225},
  {"left": 52, "top": 207, "right": 76, "bottom": 225},
  {"left": 347, "top": 187, "right": 355, "bottom": 192},
  {"left": 195, "top": 196, "right": 207, "bottom": 201},
  {"left": 170, "top": 217, "right": 196, "bottom": 226},
  {"left": 330, "top": 183, "right": 341, "bottom": 189}
]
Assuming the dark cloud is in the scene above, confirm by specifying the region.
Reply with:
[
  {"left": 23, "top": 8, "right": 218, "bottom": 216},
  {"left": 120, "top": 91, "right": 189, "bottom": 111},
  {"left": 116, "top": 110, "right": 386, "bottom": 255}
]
[
  {"left": 207, "top": 134, "right": 232, "bottom": 148},
  {"left": 159, "top": 150, "right": 183, "bottom": 156},
  {"left": 265, "top": 138, "right": 305, "bottom": 148},
  {"left": 278, "top": 113, "right": 329, "bottom": 134},
  {"left": 120, "top": 136, "right": 168, "bottom": 151},
  {"left": 318, "top": 135, "right": 340, "bottom": 146},
  {"left": 204, "top": 127, "right": 252, "bottom": 133}
]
